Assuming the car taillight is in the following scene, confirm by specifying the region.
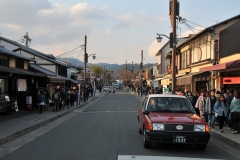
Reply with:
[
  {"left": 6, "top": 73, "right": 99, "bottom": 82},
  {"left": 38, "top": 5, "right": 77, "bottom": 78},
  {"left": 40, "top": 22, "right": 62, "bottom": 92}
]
[
  {"left": 205, "top": 125, "right": 210, "bottom": 132},
  {"left": 146, "top": 122, "right": 153, "bottom": 131}
]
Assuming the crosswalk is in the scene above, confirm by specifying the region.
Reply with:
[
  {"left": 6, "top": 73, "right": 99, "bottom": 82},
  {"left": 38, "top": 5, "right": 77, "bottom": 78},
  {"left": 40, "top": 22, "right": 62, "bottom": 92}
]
[{"left": 118, "top": 155, "right": 222, "bottom": 160}]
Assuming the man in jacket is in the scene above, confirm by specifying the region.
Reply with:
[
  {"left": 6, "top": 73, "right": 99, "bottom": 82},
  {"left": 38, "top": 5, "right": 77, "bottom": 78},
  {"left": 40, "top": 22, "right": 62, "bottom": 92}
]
[
  {"left": 52, "top": 89, "right": 61, "bottom": 112},
  {"left": 210, "top": 90, "right": 217, "bottom": 128}
]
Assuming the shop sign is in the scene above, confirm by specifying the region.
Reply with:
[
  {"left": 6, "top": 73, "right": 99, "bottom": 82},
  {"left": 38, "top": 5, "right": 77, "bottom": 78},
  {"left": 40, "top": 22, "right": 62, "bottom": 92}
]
[
  {"left": 161, "top": 79, "right": 170, "bottom": 85},
  {"left": 223, "top": 77, "right": 240, "bottom": 84}
]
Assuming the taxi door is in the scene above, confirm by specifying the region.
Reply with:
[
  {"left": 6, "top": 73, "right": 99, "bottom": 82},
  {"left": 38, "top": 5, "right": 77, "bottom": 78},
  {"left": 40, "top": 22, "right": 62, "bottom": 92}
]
[{"left": 138, "top": 97, "right": 148, "bottom": 131}]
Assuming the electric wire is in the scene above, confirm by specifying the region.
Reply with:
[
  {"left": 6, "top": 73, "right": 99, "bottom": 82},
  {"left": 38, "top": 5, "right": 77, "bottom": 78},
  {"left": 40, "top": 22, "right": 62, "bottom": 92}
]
[
  {"left": 56, "top": 45, "right": 84, "bottom": 57},
  {"left": 70, "top": 48, "right": 83, "bottom": 65}
]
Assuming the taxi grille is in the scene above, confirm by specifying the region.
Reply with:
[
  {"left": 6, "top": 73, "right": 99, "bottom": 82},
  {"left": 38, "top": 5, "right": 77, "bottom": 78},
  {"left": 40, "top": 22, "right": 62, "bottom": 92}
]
[{"left": 165, "top": 124, "right": 194, "bottom": 132}]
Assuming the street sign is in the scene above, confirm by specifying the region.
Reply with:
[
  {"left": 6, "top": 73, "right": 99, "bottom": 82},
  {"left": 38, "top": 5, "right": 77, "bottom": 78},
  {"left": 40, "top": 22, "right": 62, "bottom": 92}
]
[{"left": 163, "top": 86, "right": 169, "bottom": 94}]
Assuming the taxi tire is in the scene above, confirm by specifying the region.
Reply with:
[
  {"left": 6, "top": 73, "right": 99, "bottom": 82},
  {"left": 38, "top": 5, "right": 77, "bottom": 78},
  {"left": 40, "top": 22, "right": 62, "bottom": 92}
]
[
  {"left": 196, "top": 144, "right": 206, "bottom": 151},
  {"left": 143, "top": 129, "right": 151, "bottom": 148}
]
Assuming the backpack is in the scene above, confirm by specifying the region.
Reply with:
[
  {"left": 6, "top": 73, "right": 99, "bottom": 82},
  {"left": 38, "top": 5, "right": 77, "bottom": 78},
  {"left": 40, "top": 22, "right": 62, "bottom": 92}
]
[
  {"left": 37, "top": 94, "right": 44, "bottom": 103},
  {"left": 53, "top": 92, "right": 60, "bottom": 100}
]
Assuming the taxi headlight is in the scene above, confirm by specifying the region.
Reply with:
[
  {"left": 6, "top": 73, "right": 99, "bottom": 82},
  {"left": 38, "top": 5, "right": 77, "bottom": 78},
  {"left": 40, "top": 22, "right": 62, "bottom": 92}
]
[
  {"left": 194, "top": 125, "right": 205, "bottom": 132},
  {"left": 153, "top": 123, "right": 164, "bottom": 131}
]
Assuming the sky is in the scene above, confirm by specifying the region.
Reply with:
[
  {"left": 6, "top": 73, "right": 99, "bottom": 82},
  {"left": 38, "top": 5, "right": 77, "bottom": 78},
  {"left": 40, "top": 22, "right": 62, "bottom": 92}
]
[{"left": 0, "top": 0, "right": 240, "bottom": 65}]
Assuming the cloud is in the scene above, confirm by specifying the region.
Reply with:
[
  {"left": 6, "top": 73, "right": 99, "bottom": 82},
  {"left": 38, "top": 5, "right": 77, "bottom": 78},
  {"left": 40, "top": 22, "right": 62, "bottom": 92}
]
[
  {"left": 106, "top": 29, "right": 113, "bottom": 35},
  {"left": 0, "top": 0, "right": 107, "bottom": 46},
  {"left": 118, "top": 50, "right": 125, "bottom": 57},
  {"left": 148, "top": 40, "right": 165, "bottom": 57},
  {"left": 115, "top": 12, "right": 166, "bottom": 29}
]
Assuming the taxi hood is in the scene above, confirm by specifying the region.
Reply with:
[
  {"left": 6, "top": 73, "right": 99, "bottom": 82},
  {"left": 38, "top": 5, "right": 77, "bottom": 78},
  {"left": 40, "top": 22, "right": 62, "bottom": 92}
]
[{"left": 148, "top": 112, "right": 205, "bottom": 124}]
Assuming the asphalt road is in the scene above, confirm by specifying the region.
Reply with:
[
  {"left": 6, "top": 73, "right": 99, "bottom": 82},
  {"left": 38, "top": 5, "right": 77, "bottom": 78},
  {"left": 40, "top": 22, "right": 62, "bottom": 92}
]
[{"left": 1, "top": 90, "right": 240, "bottom": 160}]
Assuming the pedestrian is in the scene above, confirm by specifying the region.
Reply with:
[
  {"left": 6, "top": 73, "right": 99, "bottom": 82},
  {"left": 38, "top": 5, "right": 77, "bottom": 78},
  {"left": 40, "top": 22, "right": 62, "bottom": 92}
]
[
  {"left": 42, "top": 88, "right": 50, "bottom": 111},
  {"left": 187, "top": 91, "right": 194, "bottom": 106},
  {"left": 37, "top": 90, "right": 45, "bottom": 114},
  {"left": 205, "top": 91, "right": 213, "bottom": 124},
  {"left": 63, "top": 89, "right": 70, "bottom": 109},
  {"left": 112, "top": 87, "right": 115, "bottom": 95},
  {"left": 52, "top": 89, "right": 61, "bottom": 112},
  {"left": 214, "top": 94, "right": 229, "bottom": 133},
  {"left": 70, "top": 90, "right": 75, "bottom": 107},
  {"left": 195, "top": 91, "right": 205, "bottom": 117},
  {"left": 229, "top": 90, "right": 240, "bottom": 134}
]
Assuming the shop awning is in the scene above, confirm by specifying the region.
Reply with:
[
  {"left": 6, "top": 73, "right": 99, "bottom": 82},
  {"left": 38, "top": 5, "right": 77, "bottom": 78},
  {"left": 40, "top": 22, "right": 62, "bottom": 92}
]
[
  {"left": 199, "top": 60, "right": 240, "bottom": 72},
  {"left": 176, "top": 72, "right": 209, "bottom": 85},
  {"left": 0, "top": 66, "right": 46, "bottom": 77}
]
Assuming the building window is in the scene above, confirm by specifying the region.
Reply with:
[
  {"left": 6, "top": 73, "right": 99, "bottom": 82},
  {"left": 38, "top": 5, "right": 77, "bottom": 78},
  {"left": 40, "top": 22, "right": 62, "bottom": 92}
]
[
  {"left": 181, "top": 51, "right": 187, "bottom": 69},
  {"left": 186, "top": 50, "right": 191, "bottom": 65}
]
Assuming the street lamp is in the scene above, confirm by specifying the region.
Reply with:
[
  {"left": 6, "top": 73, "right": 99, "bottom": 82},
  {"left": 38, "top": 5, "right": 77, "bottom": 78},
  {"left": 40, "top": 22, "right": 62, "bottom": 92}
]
[
  {"left": 156, "top": 32, "right": 176, "bottom": 93},
  {"left": 84, "top": 53, "right": 96, "bottom": 102},
  {"left": 156, "top": 33, "right": 170, "bottom": 43}
]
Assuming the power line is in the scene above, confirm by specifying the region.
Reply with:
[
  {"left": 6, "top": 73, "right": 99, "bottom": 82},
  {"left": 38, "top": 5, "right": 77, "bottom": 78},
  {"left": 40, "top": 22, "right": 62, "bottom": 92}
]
[
  {"left": 56, "top": 45, "right": 84, "bottom": 57},
  {"left": 70, "top": 49, "right": 83, "bottom": 65}
]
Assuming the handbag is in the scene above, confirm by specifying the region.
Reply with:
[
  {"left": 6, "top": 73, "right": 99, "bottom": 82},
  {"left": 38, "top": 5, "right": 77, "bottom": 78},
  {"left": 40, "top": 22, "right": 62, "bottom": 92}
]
[{"left": 230, "top": 112, "right": 240, "bottom": 120}]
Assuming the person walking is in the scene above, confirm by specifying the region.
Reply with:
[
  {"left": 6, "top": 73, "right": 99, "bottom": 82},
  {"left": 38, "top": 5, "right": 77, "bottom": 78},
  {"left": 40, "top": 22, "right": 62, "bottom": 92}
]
[
  {"left": 195, "top": 91, "right": 205, "bottom": 117},
  {"left": 205, "top": 91, "right": 212, "bottom": 124},
  {"left": 52, "top": 89, "right": 61, "bottom": 112},
  {"left": 70, "top": 90, "right": 75, "bottom": 107},
  {"left": 210, "top": 90, "right": 217, "bottom": 128},
  {"left": 63, "top": 89, "right": 70, "bottom": 109},
  {"left": 42, "top": 88, "right": 50, "bottom": 111},
  {"left": 37, "top": 90, "right": 45, "bottom": 114},
  {"left": 214, "top": 94, "right": 229, "bottom": 133},
  {"left": 230, "top": 90, "right": 240, "bottom": 134}
]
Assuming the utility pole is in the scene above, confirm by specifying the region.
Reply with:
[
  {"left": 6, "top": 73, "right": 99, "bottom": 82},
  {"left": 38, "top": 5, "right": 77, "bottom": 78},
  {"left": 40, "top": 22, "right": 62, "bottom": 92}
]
[
  {"left": 140, "top": 50, "right": 143, "bottom": 97},
  {"left": 125, "top": 60, "right": 127, "bottom": 71},
  {"left": 84, "top": 35, "right": 87, "bottom": 102},
  {"left": 132, "top": 61, "right": 133, "bottom": 74},
  {"left": 170, "top": 0, "right": 177, "bottom": 93}
]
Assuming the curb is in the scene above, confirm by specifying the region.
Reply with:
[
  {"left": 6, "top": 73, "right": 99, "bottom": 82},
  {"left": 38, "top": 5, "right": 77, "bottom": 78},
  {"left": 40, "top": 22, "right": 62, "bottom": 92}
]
[
  {"left": 0, "top": 94, "right": 103, "bottom": 145},
  {"left": 210, "top": 130, "right": 240, "bottom": 150}
]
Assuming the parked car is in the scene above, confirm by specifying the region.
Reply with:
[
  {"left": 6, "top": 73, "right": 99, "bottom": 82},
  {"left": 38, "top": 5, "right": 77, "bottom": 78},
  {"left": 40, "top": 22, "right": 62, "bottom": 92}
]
[
  {"left": 137, "top": 94, "right": 210, "bottom": 150},
  {"left": 0, "top": 94, "right": 8, "bottom": 113},
  {"left": 0, "top": 94, "right": 17, "bottom": 114}
]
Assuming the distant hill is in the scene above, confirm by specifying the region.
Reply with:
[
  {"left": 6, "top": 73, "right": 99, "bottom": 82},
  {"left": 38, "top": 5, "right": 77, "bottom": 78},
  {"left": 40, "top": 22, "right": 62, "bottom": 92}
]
[{"left": 59, "top": 57, "right": 153, "bottom": 77}]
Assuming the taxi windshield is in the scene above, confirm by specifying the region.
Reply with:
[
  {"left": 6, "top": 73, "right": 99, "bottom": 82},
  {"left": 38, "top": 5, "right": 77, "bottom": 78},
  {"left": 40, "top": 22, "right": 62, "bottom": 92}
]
[{"left": 147, "top": 97, "right": 194, "bottom": 113}]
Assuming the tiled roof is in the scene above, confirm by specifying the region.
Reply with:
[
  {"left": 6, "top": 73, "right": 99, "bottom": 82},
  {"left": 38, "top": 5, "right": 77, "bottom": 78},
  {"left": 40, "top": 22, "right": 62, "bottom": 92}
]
[
  {"left": 0, "top": 66, "right": 46, "bottom": 77},
  {"left": 0, "top": 47, "right": 35, "bottom": 62}
]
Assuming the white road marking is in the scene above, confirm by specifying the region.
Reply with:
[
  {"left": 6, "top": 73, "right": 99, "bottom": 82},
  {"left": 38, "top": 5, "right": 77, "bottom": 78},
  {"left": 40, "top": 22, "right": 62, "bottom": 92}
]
[{"left": 118, "top": 155, "right": 222, "bottom": 160}]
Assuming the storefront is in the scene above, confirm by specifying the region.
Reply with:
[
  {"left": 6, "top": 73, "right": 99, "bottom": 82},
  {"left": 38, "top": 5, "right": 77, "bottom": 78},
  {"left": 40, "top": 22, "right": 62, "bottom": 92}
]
[{"left": 222, "top": 77, "right": 240, "bottom": 91}]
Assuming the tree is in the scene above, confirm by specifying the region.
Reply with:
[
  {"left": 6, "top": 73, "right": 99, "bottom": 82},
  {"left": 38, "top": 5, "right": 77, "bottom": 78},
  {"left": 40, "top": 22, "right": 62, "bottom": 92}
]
[
  {"left": 117, "top": 70, "right": 134, "bottom": 86},
  {"left": 91, "top": 65, "right": 103, "bottom": 78}
]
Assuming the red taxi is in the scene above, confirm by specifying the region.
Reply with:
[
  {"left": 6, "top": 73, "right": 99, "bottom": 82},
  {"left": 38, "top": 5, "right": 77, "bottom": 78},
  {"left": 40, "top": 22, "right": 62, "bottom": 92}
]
[{"left": 137, "top": 94, "right": 210, "bottom": 150}]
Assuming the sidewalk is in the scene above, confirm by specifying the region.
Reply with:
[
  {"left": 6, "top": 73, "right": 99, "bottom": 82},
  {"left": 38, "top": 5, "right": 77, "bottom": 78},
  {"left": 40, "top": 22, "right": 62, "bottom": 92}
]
[
  {"left": 0, "top": 92, "right": 104, "bottom": 145},
  {"left": 132, "top": 92, "right": 240, "bottom": 150}
]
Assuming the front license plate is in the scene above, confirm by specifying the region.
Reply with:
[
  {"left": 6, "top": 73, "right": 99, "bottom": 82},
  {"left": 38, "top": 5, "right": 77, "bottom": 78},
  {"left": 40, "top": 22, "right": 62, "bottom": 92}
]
[{"left": 173, "top": 136, "right": 187, "bottom": 143}]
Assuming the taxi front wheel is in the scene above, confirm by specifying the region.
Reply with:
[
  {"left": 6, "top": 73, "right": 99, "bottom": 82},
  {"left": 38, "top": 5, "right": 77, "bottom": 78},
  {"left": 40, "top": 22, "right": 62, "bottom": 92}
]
[{"left": 143, "top": 129, "right": 151, "bottom": 148}]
